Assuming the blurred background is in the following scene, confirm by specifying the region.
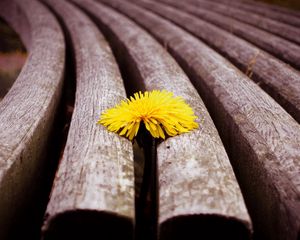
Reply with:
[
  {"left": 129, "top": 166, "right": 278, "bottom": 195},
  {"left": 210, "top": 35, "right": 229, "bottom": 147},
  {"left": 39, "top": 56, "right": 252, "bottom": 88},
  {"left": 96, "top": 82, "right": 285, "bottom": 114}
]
[
  {"left": 0, "top": 0, "right": 299, "bottom": 101},
  {"left": 0, "top": 18, "right": 27, "bottom": 101},
  {"left": 256, "top": 0, "right": 300, "bottom": 10}
]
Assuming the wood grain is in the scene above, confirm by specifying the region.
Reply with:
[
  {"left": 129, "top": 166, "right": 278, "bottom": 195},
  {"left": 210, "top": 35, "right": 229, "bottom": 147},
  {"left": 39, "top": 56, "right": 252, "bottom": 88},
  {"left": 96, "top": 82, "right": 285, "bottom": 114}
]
[
  {"left": 41, "top": 0, "right": 135, "bottom": 239},
  {"left": 161, "top": 0, "right": 300, "bottom": 63},
  {"left": 102, "top": 1, "right": 300, "bottom": 239},
  {"left": 136, "top": 0, "right": 300, "bottom": 124},
  {"left": 73, "top": 0, "right": 252, "bottom": 238},
  {"left": 186, "top": 0, "right": 300, "bottom": 45},
  {"left": 0, "top": 0, "right": 65, "bottom": 238},
  {"left": 240, "top": 0, "right": 300, "bottom": 18},
  {"left": 209, "top": 0, "right": 300, "bottom": 27}
]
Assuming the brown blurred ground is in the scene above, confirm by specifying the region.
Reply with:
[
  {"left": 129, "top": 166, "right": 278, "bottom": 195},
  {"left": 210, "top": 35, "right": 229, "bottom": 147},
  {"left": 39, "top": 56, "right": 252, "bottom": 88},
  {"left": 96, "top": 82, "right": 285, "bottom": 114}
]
[
  {"left": 255, "top": 0, "right": 300, "bottom": 10},
  {"left": 0, "top": 18, "right": 27, "bottom": 100}
]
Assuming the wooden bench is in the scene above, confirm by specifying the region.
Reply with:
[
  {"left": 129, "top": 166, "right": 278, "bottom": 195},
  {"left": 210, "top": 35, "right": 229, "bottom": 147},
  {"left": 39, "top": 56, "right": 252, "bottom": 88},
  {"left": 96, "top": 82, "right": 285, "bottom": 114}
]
[
  {"left": 46, "top": 0, "right": 251, "bottom": 239},
  {"left": 0, "top": 0, "right": 65, "bottom": 238},
  {"left": 132, "top": 0, "right": 300, "bottom": 124},
  {"left": 184, "top": 0, "right": 300, "bottom": 45},
  {"left": 40, "top": 0, "right": 135, "bottom": 239},
  {"left": 211, "top": 0, "right": 300, "bottom": 27},
  {"left": 159, "top": 0, "right": 300, "bottom": 69},
  {"left": 236, "top": 0, "right": 300, "bottom": 18},
  {"left": 0, "top": 0, "right": 299, "bottom": 239},
  {"left": 97, "top": 0, "right": 300, "bottom": 239}
]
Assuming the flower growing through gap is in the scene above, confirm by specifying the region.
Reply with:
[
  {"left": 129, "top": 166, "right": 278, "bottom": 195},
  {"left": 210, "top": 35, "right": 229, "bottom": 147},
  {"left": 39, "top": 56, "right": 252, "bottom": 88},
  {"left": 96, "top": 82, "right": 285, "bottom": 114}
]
[{"left": 98, "top": 90, "right": 198, "bottom": 140}]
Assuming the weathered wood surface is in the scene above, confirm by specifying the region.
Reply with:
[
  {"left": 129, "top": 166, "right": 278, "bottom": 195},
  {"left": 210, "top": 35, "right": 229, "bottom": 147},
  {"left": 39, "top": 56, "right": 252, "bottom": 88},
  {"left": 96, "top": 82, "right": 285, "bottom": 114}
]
[
  {"left": 182, "top": 0, "right": 300, "bottom": 47},
  {"left": 234, "top": 0, "right": 300, "bottom": 18},
  {"left": 242, "top": 0, "right": 300, "bottom": 18},
  {"left": 72, "top": 0, "right": 251, "bottom": 238},
  {"left": 209, "top": 0, "right": 300, "bottom": 27},
  {"left": 101, "top": 1, "right": 300, "bottom": 239},
  {"left": 136, "top": 0, "right": 300, "bottom": 124},
  {"left": 41, "top": 0, "right": 135, "bottom": 239},
  {"left": 192, "top": 0, "right": 300, "bottom": 45},
  {"left": 159, "top": 0, "right": 300, "bottom": 69},
  {"left": 0, "top": 0, "right": 65, "bottom": 238}
]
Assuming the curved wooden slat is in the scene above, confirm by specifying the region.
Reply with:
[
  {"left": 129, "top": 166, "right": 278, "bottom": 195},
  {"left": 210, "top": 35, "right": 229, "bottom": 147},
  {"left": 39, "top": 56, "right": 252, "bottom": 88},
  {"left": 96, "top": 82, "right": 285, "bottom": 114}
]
[
  {"left": 177, "top": 0, "right": 300, "bottom": 47},
  {"left": 73, "top": 0, "right": 251, "bottom": 239},
  {"left": 160, "top": 0, "right": 300, "bottom": 69},
  {"left": 236, "top": 0, "right": 300, "bottom": 18},
  {"left": 136, "top": 0, "right": 300, "bottom": 124},
  {"left": 41, "top": 0, "right": 134, "bottom": 239},
  {"left": 246, "top": 0, "right": 300, "bottom": 18},
  {"left": 0, "top": 0, "right": 65, "bottom": 238},
  {"left": 187, "top": 0, "right": 300, "bottom": 45},
  {"left": 209, "top": 0, "right": 300, "bottom": 27},
  {"left": 100, "top": 1, "right": 300, "bottom": 239}
]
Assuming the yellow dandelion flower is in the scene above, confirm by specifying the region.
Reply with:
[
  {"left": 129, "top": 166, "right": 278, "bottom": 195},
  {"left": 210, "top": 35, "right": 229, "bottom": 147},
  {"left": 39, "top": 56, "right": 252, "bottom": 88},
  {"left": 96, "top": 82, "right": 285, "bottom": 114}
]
[{"left": 98, "top": 90, "right": 198, "bottom": 140}]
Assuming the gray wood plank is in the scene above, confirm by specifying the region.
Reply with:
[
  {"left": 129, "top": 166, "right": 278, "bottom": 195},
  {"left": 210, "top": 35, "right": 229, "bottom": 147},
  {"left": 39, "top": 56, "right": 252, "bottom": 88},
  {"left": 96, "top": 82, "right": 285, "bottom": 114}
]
[
  {"left": 100, "top": 0, "right": 300, "bottom": 239},
  {"left": 241, "top": 0, "right": 300, "bottom": 18},
  {"left": 0, "top": 0, "right": 65, "bottom": 238},
  {"left": 74, "top": 0, "right": 252, "bottom": 239},
  {"left": 191, "top": 0, "right": 300, "bottom": 44},
  {"left": 135, "top": 0, "right": 300, "bottom": 124},
  {"left": 208, "top": 0, "right": 300, "bottom": 27},
  {"left": 41, "top": 0, "right": 134, "bottom": 239}
]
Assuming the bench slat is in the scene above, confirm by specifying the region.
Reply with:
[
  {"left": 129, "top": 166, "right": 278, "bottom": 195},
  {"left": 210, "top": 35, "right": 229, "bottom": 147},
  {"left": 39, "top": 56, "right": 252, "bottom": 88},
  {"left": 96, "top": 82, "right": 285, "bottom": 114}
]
[
  {"left": 186, "top": 0, "right": 300, "bottom": 45},
  {"left": 0, "top": 0, "right": 65, "bottom": 238},
  {"left": 161, "top": 0, "right": 300, "bottom": 65},
  {"left": 135, "top": 0, "right": 300, "bottom": 124},
  {"left": 41, "top": 0, "right": 134, "bottom": 239},
  {"left": 240, "top": 0, "right": 300, "bottom": 18},
  {"left": 103, "top": 1, "right": 300, "bottom": 239},
  {"left": 72, "top": 0, "right": 251, "bottom": 238},
  {"left": 209, "top": 0, "right": 300, "bottom": 27}
]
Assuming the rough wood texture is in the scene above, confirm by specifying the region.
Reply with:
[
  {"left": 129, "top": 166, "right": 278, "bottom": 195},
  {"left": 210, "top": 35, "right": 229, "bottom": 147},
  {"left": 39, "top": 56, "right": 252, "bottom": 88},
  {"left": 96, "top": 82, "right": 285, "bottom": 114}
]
[
  {"left": 0, "top": 0, "right": 65, "bottom": 238},
  {"left": 165, "top": 0, "right": 300, "bottom": 57},
  {"left": 41, "top": 0, "right": 134, "bottom": 239},
  {"left": 73, "top": 0, "right": 251, "bottom": 238},
  {"left": 103, "top": 1, "right": 300, "bottom": 239},
  {"left": 189, "top": 0, "right": 300, "bottom": 45},
  {"left": 209, "top": 0, "right": 300, "bottom": 27},
  {"left": 241, "top": 0, "right": 300, "bottom": 18},
  {"left": 137, "top": 0, "right": 300, "bottom": 124}
]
